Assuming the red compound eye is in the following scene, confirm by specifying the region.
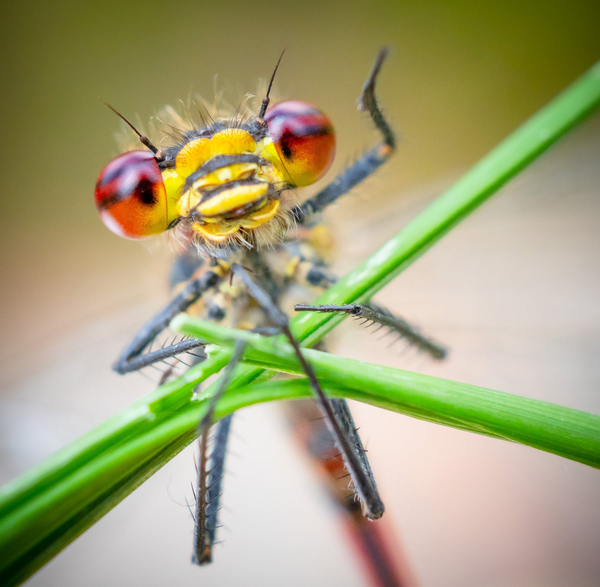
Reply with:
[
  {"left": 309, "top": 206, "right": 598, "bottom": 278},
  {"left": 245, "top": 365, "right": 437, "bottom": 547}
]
[
  {"left": 265, "top": 101, "right": 335, "bottom": 187},
  {"left": 95, "top": 151, "right": 169, "bottom": 239}
]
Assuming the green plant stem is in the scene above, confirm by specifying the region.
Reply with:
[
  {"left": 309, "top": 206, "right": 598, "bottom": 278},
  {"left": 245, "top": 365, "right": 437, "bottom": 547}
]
[
  {"left": 1, "top": 61, "right": 599, "bottom": 587},
  {"left": 172, "top": 317, "right": 600, "bottom": 468}
]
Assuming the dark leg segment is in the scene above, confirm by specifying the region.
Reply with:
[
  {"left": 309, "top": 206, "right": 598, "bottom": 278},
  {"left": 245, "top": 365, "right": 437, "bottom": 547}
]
[
  {"left": 295, "top": 302, "right": 447, "bottom": 360},
  {"left": 204, "top": 414, "right": 233, "bottom": 548},
  {"left": 295, "top": 48, "right": 395, "bottom": 222},
  {"left": 291, "top": 257, "right": 447, "bottom": 360},
  {"left": 330, "top": 398, "right": 379, "bottom": 501},
  {"left": 193, "top": 340, "right": 246, "bottom": 565},
  {"left": 232, "top": 263, "right": 384, "bottom": 520},
  {"left": 113, "top": 269, "right": 222, "bottom": 375},
  {"left": 120, "top": 338, "right": 207, "bottom": 374}
]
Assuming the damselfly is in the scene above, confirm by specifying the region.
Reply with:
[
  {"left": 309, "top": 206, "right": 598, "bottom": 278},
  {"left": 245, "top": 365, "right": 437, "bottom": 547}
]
[{"left": 94, "top": 49, "right": 445, "bottom": 585}]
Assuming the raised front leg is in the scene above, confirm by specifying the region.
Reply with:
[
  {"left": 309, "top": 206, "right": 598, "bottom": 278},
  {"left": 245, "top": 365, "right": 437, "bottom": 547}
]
[{"left": 296, "top": 48, "right": 396, "bottom": 222}]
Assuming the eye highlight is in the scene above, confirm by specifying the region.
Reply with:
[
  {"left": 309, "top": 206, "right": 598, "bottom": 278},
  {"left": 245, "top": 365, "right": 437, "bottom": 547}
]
[
  {"left": 265, "top": 101, "right": 335, "bottom": 187},
  {"left": 95, "top": 151, "right": 172, "bottom": 239}
]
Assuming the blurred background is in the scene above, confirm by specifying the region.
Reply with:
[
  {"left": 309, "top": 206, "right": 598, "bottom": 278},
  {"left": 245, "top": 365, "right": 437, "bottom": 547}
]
[{"left": 1, "top": 1, "right": 600, "bottom": 585}]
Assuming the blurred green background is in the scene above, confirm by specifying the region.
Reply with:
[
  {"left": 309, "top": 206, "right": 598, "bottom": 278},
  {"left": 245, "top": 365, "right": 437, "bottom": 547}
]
[{"left": 1, "top": 1, "right": 599, "bottom": 586}]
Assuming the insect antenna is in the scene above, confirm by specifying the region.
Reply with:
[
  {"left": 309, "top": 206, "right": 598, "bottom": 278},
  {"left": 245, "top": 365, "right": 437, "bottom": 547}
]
[
  {"left": 103, "top": 102, "right": 164, "bottom": 159},
  {"left": 258, "top": 49, "right": 285, "bottom": 121}
]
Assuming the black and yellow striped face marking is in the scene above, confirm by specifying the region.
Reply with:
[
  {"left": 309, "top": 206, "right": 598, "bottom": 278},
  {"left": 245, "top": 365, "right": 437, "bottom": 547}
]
[{"left": 166, "top": 127, "right": 287, "bottom": 244}]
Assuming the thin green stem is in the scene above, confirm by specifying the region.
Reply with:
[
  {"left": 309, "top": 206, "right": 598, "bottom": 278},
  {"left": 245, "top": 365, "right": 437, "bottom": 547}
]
[{"left": 172, "top": 317, "right": 600, "bottom": 469}]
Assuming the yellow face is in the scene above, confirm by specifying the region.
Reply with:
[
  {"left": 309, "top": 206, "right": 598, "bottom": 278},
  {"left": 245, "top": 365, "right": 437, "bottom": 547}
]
[
  {"left": 164, "top": 128, "right": 288, "bottom": 244},
  {"left": 95, "top": 101, "right": 336, "bottom": 247}
]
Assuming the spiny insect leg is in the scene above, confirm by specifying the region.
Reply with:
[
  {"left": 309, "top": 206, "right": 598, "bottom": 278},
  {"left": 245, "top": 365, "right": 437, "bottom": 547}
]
[
  {"left": 366, "top": 302, "right": 447, "bottom": 359},
  {"left": 193, "top": 340, "right": 246, "bottom": 565},
  {"left": 295, "top": 302, "right": 447, "bottom": 361},
  {"left": 295, "top": 47, "right": 395, "bottom": 222},
  {"left": 330, "top": 398, "right": 377, "bottom": 496},
  {"left": 290, "top": 255, "right": 447, "bottom": 360},
  {"left": 124, "top": 338, "right": 207, "bottom": 374},
  {"left": 113, "top": 270, "right": 222, "bottom": 375},
  {"left": 286, "top": 397, "right": 374, "bottom": 508},
  {"left": 232, "top": 263, "right": 384, "bottom": 520},
  {"left": 204, "top": 414, "right": 233, "bottom": 547}
]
